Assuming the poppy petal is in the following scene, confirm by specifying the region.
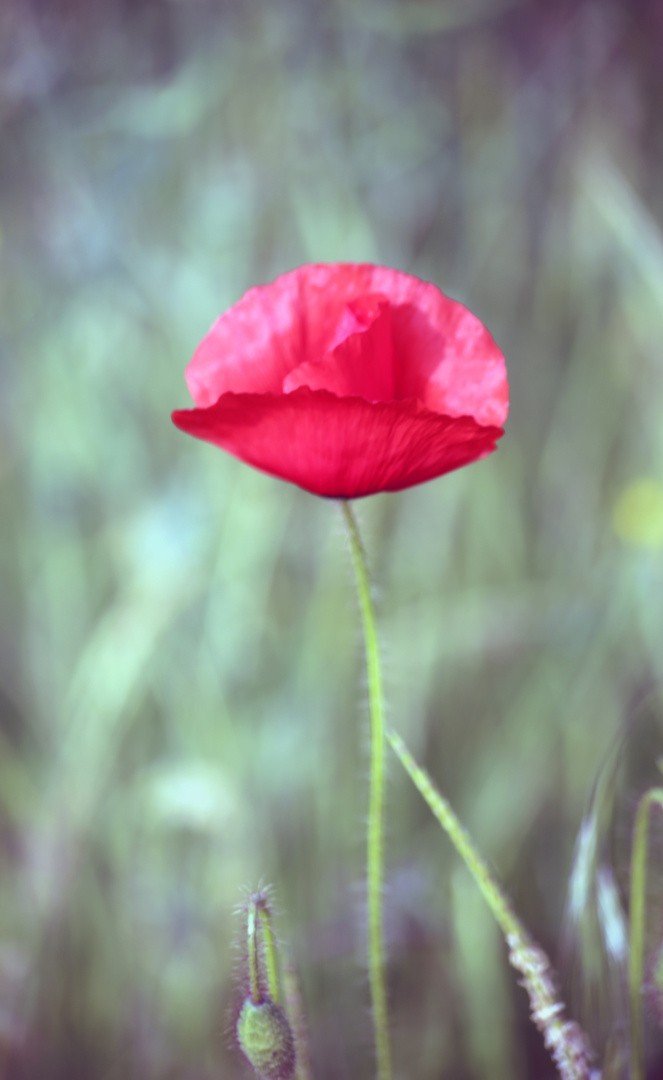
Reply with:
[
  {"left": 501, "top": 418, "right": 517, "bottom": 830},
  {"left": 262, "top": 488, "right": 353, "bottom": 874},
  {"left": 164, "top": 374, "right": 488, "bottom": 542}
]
[
  {"left": 283, "top": 295, "right": 395, "bottom": 401},
  {"left": 390, "top": 298, "right": 508, "bottom": 428},
  {"left": 185, "top": 265, "right": 385, "bottom": 405},
  {"left": 172, "top": 388, "right": 504, "bottom": 499},
  {"left": 185, "top": 263, "right": 507, "bottom": 425}
]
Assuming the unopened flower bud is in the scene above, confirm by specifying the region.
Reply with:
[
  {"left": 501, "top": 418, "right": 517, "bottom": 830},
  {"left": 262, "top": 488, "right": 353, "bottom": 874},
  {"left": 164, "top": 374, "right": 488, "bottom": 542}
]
[{"left": 236, "top": 996, "right": 296, "bottom": 1080}]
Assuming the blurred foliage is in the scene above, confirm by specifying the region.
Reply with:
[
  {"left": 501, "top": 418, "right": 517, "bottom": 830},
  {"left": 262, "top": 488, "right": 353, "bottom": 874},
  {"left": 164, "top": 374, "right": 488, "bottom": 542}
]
[{"left": 2, "top": 0, "right": 663, "bottom": 1077}]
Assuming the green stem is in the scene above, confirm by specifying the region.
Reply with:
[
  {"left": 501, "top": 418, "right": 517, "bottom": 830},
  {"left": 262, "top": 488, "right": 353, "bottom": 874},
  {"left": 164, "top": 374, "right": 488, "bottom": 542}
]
[
  {"left": 387, "top": 729, "right": 523, "bottom": 942},
  {"left": 340, "top": 501, "right": 392, "bottom": 1080},
  {"left": 247, "top": 891, "right": 281, "bottom": 1005},
  {"left": 256, "top": 895, "right": 281, "bottom": 1004},
  {"left": 247, "top": 898, "right": 261, "bottom": 1003},
  {"left": 629, "top": 787, "right": 663, "bottom": 1080},
  {"left": 388, "top": 729, "right": 597, "bottom": 1080}
]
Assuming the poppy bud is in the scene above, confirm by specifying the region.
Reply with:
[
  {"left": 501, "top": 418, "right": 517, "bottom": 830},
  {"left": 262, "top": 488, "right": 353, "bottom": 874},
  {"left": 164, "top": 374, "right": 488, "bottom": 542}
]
[{"left": 236, "top": 995, "right": 296, "bottom": 1080}]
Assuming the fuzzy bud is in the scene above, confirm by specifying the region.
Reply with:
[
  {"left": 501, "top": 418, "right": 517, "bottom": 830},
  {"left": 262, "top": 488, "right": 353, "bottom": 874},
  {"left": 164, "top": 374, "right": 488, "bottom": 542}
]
[{"left": 236, "top": 997, "right": 296, "bottom": 1080}]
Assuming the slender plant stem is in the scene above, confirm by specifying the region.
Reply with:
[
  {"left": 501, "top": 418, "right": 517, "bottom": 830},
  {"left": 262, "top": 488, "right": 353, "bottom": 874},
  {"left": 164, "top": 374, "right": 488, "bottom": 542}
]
[
  {"left": 387, "top": 729, "right": 523, "bottom": 941},
  {"left": 629, "top": 787, "right": 663, "bottom": 1080},
  {"left": 247, "top": 891, "right": 281, "bottom": 1005},
  {"left": 247, "top": 899, "right": 261, "bottom": 1003},
  {"left": 388, "top": 729, "right": 597, "bottom": 1080},
  {"left": 340, "top": 500, "right": 392, "bottom": 1080},
  {"left": 256, "top": 896, "right": 281, "bottom": 1004}
]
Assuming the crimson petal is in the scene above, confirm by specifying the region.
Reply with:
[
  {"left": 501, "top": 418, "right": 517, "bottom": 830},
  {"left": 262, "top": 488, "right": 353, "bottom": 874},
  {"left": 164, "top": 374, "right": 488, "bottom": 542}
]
[{"left": 172, "top": 388, "right": 504, "bottom": 499}]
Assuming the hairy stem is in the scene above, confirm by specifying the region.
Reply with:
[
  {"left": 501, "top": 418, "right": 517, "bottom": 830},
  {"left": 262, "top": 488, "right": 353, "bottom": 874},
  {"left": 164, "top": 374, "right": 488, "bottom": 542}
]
[
  {"left": 388, "top": 729, "right": 598, "bottom": 1080},
  {"left": 247, "top": 890, "right": 281, "bottom": 1005},
  {"left": 247, "top": 898, "right": 261, "bottom": 1004},
  {"left": 256, "top": 893, "right": 281, "bottom": 1004},
  {"left": 340, "top": 501, "right": 392, "bottom": 1080},
  {"left": 388, "top": 730, "right": 522, "bottom": 940}
]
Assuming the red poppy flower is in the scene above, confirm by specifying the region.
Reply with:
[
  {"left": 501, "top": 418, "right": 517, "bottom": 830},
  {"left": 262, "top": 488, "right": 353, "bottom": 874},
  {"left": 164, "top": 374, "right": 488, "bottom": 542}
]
[{"left": 171, "top": 263, "right": 508, "bottom": 499}]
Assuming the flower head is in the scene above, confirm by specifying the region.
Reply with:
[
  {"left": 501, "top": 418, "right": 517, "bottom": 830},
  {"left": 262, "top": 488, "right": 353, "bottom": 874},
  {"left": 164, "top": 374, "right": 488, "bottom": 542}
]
[{"left": 172, "top": 263, "right": 508, "bottom": 498}]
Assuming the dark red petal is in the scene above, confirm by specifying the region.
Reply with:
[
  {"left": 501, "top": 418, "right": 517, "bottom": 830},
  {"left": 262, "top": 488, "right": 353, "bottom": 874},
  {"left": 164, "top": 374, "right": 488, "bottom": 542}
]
[{"left": 172, "top": 389, "right": 503, "bottom": 499}]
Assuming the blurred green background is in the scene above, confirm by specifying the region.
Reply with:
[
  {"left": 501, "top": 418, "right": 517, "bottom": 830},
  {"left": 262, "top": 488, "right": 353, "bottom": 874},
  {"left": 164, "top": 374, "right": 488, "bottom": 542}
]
[{"left": 2, "top": 0, "right": 663, "bottom": 1077}]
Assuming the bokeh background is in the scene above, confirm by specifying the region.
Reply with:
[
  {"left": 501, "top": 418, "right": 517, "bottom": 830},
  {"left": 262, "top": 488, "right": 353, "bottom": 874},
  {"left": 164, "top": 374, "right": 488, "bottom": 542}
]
[{"left": 2, "top": 0, "right": 663, "bottom": 1077}]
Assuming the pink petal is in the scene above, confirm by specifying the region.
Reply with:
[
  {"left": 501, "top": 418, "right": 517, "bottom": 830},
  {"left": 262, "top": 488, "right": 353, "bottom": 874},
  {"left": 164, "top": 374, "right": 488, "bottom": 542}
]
[
  {"left": 184, "top": 264, "right": 508, "bottom": 431},
  {"left": 283, "top": 294, "right": 395, "bottom": 400}
]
